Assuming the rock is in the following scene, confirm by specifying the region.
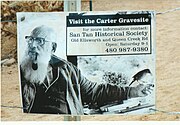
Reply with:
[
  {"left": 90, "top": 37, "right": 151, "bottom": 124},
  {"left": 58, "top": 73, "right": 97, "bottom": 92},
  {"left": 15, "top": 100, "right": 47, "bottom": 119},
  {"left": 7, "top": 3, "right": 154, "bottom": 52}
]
[
  {"left": 3, "top": 58, "right": 16, "bottom": 66},
  {"left": 8, "top": 70, "right": 12, "bottom": 74},
  {"left": 1, "top": 59, "right": 9, "bottom": 65}
]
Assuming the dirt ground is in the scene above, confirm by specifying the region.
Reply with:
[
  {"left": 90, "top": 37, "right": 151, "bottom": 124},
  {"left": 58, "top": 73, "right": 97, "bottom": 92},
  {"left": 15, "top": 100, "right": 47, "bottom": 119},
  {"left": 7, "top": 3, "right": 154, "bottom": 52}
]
[{"left": 1, "top": 0, "right": 180, "bottom": 121}]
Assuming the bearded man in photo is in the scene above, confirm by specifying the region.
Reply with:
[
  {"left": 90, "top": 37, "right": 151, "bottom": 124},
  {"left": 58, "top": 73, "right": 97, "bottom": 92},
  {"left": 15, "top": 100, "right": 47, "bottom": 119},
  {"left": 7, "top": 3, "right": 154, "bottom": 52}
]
[{"left": 20, "top": 25, "right": 153, "bottom": 115}]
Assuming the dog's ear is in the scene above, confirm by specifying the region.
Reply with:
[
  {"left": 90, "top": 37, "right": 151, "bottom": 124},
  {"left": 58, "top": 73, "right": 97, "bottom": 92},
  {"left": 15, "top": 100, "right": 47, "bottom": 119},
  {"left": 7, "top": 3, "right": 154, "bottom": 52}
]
[{"left": 52, "top": 42, "right": 57, "bottom": 53}]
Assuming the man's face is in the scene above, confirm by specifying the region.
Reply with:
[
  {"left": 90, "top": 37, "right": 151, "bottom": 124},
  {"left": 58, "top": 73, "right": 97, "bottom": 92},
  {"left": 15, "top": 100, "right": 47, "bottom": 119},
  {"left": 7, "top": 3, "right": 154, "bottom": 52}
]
[
  {"left": 26, "top": 33, "right": 52, "bottom": 63},
  {"left": 21, "top": 26, "right": 56, "bottom": 83}
]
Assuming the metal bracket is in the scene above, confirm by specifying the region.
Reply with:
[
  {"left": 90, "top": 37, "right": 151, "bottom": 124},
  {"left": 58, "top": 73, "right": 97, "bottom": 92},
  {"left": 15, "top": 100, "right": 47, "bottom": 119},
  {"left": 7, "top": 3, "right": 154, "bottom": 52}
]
[{"left": 64, "top": 0, "right": 81, "bottom": 12}]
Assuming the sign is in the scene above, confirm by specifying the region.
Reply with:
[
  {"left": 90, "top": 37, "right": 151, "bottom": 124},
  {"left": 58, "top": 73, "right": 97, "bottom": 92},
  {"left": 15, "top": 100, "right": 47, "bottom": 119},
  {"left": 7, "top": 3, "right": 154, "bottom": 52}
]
[
  {"left": 67, "top": 13, "right": 152, "bottom": 55},
  {"left": 17, "top": 11, "right": 156, "bottom": 115}
]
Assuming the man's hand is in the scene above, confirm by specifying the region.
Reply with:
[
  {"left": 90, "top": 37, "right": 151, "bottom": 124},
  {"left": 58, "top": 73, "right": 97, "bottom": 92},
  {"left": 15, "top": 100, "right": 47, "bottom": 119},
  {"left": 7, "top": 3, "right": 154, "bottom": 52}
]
[{"left": 129, "top": 84, "right": 154, "bottom": 98}]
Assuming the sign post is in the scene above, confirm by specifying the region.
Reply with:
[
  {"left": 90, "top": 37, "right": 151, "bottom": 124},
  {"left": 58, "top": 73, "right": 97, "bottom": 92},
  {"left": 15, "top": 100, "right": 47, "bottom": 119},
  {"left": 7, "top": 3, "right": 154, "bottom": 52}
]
[{"left": 64, "top": 0, "right": 81, "bottom": 121}]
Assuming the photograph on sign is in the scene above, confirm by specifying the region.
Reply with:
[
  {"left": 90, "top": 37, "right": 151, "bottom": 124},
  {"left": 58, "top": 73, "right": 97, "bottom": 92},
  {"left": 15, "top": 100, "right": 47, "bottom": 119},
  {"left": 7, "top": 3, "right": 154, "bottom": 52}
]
[{"left": 17, "top": 11, "right": 155, "bottom": 115}]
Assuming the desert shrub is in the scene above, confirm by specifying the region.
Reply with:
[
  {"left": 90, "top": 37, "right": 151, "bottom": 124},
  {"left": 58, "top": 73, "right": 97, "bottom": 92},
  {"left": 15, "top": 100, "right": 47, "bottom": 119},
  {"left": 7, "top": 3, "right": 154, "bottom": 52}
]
[{"left": 1, "top": 1, "right": 63, "bottom": 60}]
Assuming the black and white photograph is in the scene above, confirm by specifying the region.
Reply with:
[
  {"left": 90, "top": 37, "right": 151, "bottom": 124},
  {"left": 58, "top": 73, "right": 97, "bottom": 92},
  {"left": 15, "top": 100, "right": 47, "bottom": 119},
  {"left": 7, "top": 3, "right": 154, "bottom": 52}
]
[
  {"left": 17, "top": 11, "right": 155, "bottom": 115},
  {"left": 78, "top": 55, "right": 155, "bottom": 115}
]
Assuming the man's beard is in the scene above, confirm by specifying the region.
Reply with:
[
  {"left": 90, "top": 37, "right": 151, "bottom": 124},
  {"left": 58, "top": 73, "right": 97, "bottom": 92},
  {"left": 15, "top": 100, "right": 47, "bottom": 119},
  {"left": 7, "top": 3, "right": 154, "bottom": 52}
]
[{"left": 20, "top": 49, "right": 51, "bottom": 84}]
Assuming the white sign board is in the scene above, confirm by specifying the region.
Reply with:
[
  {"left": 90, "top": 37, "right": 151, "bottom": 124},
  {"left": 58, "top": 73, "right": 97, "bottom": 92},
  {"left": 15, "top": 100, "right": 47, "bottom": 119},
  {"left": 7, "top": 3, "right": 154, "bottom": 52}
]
[
  {"left": 67, "top": 13, "right": 152, "bottom": 55},
  {"left": 17, "top": 11, "right": 156, "bottom": 115}
]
